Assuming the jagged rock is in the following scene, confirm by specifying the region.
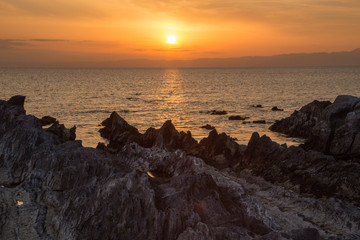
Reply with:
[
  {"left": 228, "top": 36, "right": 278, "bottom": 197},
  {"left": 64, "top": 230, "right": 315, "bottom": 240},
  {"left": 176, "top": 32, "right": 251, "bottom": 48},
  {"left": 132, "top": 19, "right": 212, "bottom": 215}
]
[
  {"left": 269, "top": 100, "right": 331, "bottom": 138},
  {"left": 45, "top": 122, "right": 76, "bottom": 143},
  {"left": 99, "top": 112, "right": 244, "bottom": 169},
  {"left": 237, "top": 132, "right": 360, "bottom": 205},
  {"left": 229, "top": 115, "right": 248, "bottom": 120},
  {"left": 271, "top": 106, "right": 283, "bottom": 111},
  {"left": 200, "top": 124, "right": 215, "bottom": 130},
  {"left": 1, "top": 96, "right": 360, "bottom": 239},
  {"left": 7, "top": 95, "right": 26, "bottom": 106},
  {"left": 270, "top": 95, "right": 360, "bottom": 159},
  {"left": 99, "top": 111, "right": 141, "bottom": 150},
  {"left": 40, "top": 116, "right": 57, "bottom": 126},
  {"left": 192, "top": 129, "right": 245, "bottom": 169},
  {"left": 153, "top": 120, "right": 198, "bottom": 151}
]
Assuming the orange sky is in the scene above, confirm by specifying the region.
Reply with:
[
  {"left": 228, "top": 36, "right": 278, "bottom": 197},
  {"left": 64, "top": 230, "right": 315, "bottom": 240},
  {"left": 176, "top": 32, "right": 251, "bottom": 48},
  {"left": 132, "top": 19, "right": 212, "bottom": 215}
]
[{"left": 1, "top": 0, "right": 360, "bottom": 63}]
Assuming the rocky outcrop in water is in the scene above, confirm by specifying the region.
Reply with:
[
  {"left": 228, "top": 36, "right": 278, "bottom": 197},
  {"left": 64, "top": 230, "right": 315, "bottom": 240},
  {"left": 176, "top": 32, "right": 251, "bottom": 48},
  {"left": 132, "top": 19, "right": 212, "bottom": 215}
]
[
  {"left": 99, "top": 112, "right": 244, "bottom": 169},
  {"left": 269, "top": 100, "right": 331, "bottom": 138},
  {"left": 271, "top": 106, "right": 283, "bottom": 111},
  {"left": 270, "top": 95, "right": 360, "bottom": 158},
  {"left": 1, "top": 95, "right": 360, "bottom": 239},
  {"left": 200, "top": 124, "right": 215, "bottom": 130},
  {"left": 229, "top": 115, "right": 249, "bottom": 120}
]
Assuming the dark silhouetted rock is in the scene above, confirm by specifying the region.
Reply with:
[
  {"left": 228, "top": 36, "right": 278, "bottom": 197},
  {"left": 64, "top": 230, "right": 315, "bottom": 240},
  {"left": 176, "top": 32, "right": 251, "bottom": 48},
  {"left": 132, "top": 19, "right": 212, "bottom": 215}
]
[
  {"left": 192, "top": 129, "right": 245, "bottom": 169},
  {"left": 253, "top": 120, "right": 266, "bottom": 124},
  {"left": 99, "top": 111, "right": 141, "bottom": 151},
  {"left": 253, "top": 104, "right": 263, "bottom": 108},
  {"left": 99, "top": 112, "right": 244, "bottom": 169},
  {"left": 45, "top": 122, "right": 76, "bottom": 143},
  {"left": 270, "top": 95, "right": 360, "bottom": 158},
  {"left": 40, "top": 116, "right": 57, "bottom": 126},
  {"left": 271, "top": 106, "right": 283, "bottom": 111},
  {"left": 236, "top": 132, "right": 360, "bottom": 206},
  {"left": 200, "top": 124, "right": 215, "bottom": 130},
  {"left": 7, "top": 95, "right": 26, "bottom": 106},
  {"left": 209, "top": 110, "right": 228, "bottom": 115},
  {"left": 228, "top": 115, "right": 249, "bottom": 120},
  {"left": 269, "top": 100, "right": 331, "bottom": 139}
]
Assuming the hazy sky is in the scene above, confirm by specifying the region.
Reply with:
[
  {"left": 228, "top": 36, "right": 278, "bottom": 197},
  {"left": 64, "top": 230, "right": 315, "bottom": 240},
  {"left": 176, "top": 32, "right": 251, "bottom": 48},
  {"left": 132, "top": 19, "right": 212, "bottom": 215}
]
[{"left": 1, "top": 0, "right": 360, "bottom": 63}]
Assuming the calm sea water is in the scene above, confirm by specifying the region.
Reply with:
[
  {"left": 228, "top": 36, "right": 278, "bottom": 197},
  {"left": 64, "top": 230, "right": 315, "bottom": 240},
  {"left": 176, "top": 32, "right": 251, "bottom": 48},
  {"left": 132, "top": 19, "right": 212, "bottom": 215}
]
[{"left": 1, "top": 67, "right": 360, "bottom": 147}]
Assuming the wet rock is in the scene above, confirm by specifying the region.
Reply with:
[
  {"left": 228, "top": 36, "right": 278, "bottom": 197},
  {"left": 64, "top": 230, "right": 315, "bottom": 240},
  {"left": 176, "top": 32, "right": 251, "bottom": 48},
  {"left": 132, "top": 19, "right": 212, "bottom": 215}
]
[
  {"left": 201, "top": 124, "right": 215, "bottom": 130},
  {"left": 253, "top": 120, "right": 266, "bottom": 124},
  {"left": 40, "top": 116, "right": 57, "bottom": 126},
  {"left": 271, "top": 106, "right": 283, "bottom": 111},
  {"left": 229, "top": 115, "right": 249, "bottom": 120},
  {"left": 126, "top": 97, "right": 140, "bottom": 101},
  {"left": 209, "top": 110, "right": 228, "bottom": 115}
]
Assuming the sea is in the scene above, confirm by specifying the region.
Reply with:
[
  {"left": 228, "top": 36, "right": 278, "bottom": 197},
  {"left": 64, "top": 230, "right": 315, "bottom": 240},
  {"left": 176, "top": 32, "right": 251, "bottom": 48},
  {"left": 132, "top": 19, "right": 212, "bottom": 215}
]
[{"left": 1, "top": 67, "right": 360, "bottom": 147}]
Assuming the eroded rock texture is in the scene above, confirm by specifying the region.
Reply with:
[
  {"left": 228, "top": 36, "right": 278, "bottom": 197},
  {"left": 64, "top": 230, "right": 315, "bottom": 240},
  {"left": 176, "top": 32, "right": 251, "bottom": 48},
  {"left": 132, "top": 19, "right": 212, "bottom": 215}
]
[
  {"left": 1, "top": 96, "right": 360, "bottom": 240},
  {"left": 99, "top": 112, "right": 244, "bottom": 169},
  {"left": 270, "top": 95, "right": 360, "bottom": 158}
]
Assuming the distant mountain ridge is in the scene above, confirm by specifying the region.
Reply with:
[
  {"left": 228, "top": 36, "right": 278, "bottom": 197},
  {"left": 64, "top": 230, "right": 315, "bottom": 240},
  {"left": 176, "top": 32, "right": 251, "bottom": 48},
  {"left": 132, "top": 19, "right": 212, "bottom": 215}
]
[{"left": 2, "top": 48, "right": 360, "bottom": 68}]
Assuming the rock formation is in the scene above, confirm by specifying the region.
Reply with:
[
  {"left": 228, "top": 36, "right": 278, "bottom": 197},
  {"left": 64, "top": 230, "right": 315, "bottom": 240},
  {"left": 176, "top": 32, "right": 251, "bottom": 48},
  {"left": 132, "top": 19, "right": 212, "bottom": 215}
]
[
  {"left": 229, "top": 115, "right": 249, "bottom": 120},
  {"left": 200, "top": 124, "right": 215, "bottom": 130},
  {"left": 270, "top": 95, "right": 360, "bottom": 158},
  {"left": 99, "top": 112, "right": 244, "bottom": 169},
  {"left": 1, "top": 95, "right": 360, "bottom": 239}
]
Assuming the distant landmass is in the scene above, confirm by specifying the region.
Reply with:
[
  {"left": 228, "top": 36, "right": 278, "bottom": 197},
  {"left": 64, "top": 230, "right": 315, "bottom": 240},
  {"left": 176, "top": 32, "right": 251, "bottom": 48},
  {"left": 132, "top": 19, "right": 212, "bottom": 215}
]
[{"left": 2, "top": 48, "right": 360, "bottom": 68}]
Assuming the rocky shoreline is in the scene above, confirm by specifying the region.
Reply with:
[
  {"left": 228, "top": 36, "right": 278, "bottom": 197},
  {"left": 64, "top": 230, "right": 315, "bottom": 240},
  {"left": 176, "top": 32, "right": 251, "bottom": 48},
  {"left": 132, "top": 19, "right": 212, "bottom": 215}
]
[{"left": 1, "top": 95, "right": 359, "bottom": 239}]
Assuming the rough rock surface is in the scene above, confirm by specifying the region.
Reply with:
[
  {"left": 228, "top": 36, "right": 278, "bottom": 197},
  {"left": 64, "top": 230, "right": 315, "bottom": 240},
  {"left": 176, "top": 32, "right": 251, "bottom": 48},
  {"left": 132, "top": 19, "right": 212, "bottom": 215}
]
[
  {"left": 99, "top": 112, "right": 244, "bottom": 169},
  {"left": 269, "top": 100, "right": 331, "bottom": 139},
  {"left": 1, "top": 96, "right": 360, "bottom": 240},
  {"left": 270, "top": 95, "right": 360, "bottom": 158},
  {"left": 236, "top": 132, "right": 360, "bottom": 206}
]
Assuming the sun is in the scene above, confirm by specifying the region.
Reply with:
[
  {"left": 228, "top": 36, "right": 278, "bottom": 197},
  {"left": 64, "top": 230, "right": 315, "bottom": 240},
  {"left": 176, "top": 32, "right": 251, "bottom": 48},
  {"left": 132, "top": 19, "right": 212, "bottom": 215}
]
[{"left": 166, "top": 34, "right": 177, "bottom": 44}]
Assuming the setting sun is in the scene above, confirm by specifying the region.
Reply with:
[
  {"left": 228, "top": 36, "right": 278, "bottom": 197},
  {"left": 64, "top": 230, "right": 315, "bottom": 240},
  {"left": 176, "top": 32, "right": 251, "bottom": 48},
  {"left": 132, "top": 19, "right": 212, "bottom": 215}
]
[{"left": 166, "top": 35, "right": 177, "bottom": 44}]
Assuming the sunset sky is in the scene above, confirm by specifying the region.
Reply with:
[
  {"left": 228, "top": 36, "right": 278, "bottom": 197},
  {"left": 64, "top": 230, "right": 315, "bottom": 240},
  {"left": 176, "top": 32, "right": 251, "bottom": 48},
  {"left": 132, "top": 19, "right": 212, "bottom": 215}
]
[{"left": 1, "top": 0, "right": 360, "bottom": 63}]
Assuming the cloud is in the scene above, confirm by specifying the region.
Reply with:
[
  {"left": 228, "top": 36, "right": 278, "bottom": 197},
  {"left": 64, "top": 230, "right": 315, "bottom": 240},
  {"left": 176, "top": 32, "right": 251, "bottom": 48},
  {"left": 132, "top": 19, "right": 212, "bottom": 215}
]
[
  {"left": 30, "top": 39, "right": 67, "bottom": 42},
  {"left": 152, "top": 48, "right": 193, "bottom": 52},
  {"left": 0, "top": 39, "right": 28, "bottom": 50}
]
